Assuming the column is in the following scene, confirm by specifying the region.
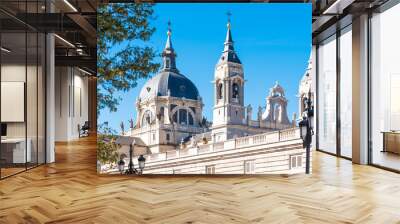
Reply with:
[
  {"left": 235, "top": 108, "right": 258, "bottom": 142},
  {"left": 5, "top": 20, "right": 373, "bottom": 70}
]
[
  {"left": 351, "top": 14, "right": 369, "bottom": 164},
  {"left": 46, "top": 32, "right": 55, "bottom": 163}
]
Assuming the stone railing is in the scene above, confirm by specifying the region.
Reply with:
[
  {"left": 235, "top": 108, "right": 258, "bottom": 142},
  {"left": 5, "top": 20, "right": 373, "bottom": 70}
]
[
  {"left": 133, "top": 128, "right": 300, "bottom": 163},
  {"left": 159, "top": 124, "right": 205, "bottom": 133},
  {"left": 127, "top": 124, "right": 205, "bottom": 136},
  {"left": 235, "top": 128, "right": 299, "bottom": 148}
]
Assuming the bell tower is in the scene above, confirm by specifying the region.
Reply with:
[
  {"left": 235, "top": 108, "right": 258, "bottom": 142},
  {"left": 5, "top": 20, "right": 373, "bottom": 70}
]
[{"left": 212, "top": 13, "right": 245, "bottom": 138}]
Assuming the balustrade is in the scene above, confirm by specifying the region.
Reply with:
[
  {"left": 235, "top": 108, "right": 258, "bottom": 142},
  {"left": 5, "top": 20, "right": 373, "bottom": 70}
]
[{"left": 137, "top": 128, "right": 300, "bottom": 163}]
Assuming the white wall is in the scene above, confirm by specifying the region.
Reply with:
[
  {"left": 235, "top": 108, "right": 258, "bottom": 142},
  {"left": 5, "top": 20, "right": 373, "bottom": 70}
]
[
  {"left": 1, "top": 63, "right": 47, "bottom": 164},
  {"left": 54, "top": 67, "right": 89, "bottom": 141}
]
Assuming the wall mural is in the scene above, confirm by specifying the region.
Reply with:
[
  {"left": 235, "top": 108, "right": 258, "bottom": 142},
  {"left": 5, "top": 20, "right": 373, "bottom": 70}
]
[{"left": 97, "top": 3, "right": 312, "bottom": 175}]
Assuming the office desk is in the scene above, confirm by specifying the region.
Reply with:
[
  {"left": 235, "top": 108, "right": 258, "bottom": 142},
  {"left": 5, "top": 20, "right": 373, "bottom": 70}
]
[
  {"left": 1, "top": 138, "right": 31, "bottom": 163},
  {"left": 382, "top": 131, "right": 400, "bottom": 154}
]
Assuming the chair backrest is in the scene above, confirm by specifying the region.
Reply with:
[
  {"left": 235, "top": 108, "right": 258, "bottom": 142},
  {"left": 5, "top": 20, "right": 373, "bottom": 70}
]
[{"left": 82, "top": 121, "right": 90, "bottom": 129}]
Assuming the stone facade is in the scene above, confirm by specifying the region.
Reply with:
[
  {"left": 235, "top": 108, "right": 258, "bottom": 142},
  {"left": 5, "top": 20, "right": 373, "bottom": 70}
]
[
  {"left": 298, "top": 53, "right": 313, "bottom": 117},
  {"left": 124, "top": 20, "right": 297, "bottom": 160},
  {"left": 211, "top": 21, "right": 294, "bottom": 142},
  {"left": 107, "top": 128, "right": 309, "bottom": 175}
]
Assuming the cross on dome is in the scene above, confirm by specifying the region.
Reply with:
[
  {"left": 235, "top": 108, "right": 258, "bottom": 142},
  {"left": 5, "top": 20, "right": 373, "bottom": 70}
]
[
  {"left": 167, "top": 20, "right": 172, "bottom": 36},
  {"left": 226, "top": 11, "right": 232, "bottom": 28},
  {"left": 162, "top": 20, "right": 177, "bottom": 72},
  {"left": 219, "top": 12, "right": 241, "bottom": 64}
]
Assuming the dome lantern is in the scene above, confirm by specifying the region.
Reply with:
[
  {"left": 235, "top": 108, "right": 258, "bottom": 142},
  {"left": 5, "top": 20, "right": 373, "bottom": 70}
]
[{"left": 162, "top": 21, "right": 178, "bottom": 72}]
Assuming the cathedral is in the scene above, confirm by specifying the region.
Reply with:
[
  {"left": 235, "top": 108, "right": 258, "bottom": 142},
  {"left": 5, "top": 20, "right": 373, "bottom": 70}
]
[{"left": 126, "top": 20, "right": 295, "bottom": 154}]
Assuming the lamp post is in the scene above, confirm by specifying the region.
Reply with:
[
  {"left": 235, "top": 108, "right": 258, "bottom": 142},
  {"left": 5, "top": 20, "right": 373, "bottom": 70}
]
[
  {"left": 116, "top": 136, "right": 146, "bottom": 175},
  {"left": 298, "top": 92, "right": 314, "bottom": 174},
  {"left": 126, "top": 141, "right": 136, "bottom": 175}
]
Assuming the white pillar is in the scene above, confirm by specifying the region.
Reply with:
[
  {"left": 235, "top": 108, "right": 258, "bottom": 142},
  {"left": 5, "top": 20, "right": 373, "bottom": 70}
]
[
  {"left": 46, "top": 32, "right": 55, "bottom": 163},
  {"left": 352, "top": 14, "right": 369, "bottom": 164}
]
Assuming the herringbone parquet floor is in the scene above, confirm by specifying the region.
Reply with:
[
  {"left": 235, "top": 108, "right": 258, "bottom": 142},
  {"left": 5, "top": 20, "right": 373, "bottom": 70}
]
[{"left": 1, "top": 136, "right": 400, "bottom": 224}]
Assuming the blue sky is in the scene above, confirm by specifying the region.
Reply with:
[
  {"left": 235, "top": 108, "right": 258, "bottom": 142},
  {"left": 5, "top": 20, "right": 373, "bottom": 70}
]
[{"left": 99, "top": 3, "right": 311, "bottom": 130}]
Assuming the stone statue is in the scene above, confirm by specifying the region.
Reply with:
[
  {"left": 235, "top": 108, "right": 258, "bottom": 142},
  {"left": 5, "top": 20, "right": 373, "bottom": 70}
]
[
  {"left": 246, "top": 104, "right": 252, "bottom": 124},
  {"left": 190, "top": 136, "right": 197, "bottom": 147},
  {"left": 129, "top": 118, "right": 134, "bottom": 129},
  {"left": 120, "top": 121, "right": 125, "bottom": 135},
  {"left": 257, "top": 106, "right": 263, "bottom": 121}
]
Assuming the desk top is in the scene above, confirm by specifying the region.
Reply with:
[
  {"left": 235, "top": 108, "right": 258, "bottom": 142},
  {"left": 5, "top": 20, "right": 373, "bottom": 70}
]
[
  {"left": 1, "top": 138, "right": 28, "bottom": 143},
  {"left": 381, "top": 131, "right": 400, "bottom": 134}
]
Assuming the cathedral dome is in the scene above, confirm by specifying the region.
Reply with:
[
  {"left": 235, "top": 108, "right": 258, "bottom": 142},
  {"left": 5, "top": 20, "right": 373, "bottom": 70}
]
[
  {"left": 139, "top": 71, "right": 200, "bottom": 101},
  {"left": 139, "top": 22, "right": 200, "bottom": 101}
]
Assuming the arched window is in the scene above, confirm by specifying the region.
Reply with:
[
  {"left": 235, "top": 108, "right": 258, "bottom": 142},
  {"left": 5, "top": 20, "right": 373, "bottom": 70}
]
[
  {"left": 188, "top": 113, "right": 194, "bottom": 125},
  {"left": 217, "top": 83, "right": 223, "bottom": 99},
  {"left": 158, "top": 107, "right": 165, "bottom": 120},
  {"left": 172, "top": 112, "right": 178, "bottom": 123},
  {"left": 179, "top": 109, "right": 187, "bottom": 125},
  {"left": 232, "top": 83, "right": 239, "bottom": 99},
  {"left": 274, "top": 104, "right": 280, "bottom": 121},
  {"left": 142, "top": 110, "right": 152, "bottom": 127},
  {"left": 172, "top": 108, "right": 196, "bottom": 126}
]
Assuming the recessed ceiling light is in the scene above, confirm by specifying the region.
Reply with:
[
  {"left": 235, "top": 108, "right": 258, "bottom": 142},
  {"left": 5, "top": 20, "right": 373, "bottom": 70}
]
[
  {"left": 1, "top": 47, "right": 11, "bottom": 53},
  {"left": 54, "top": 34, "right": 75, "bottom": 48},
  {"left": 63, "top": 0, "right": 78, "bottom": 12},
  {"left": 78, "top": 67, "right": 93, "bottom": 76}
]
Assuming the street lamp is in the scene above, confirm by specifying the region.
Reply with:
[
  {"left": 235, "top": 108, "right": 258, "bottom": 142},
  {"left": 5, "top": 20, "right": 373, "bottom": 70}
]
[
  {"left": 138, "top": 155, "right": 146, "bottom": 174},
  {"left": 299, "top": 119, "right": 309, "bottom": 147},
  {"left": 118, "top": 158, "right": 125, "bottom": 174},
  {"left": 117, "top": 154, "right": 127, "bottom": 174},
  {"left": 298, "top": 92, "right": 314, "bottom": 174},
  {"left": 115, "top": 136, "right": 139, "bottom": 175}
]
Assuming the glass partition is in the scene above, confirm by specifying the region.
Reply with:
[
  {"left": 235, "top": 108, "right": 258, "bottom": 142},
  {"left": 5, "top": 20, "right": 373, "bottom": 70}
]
[
  {"left": 370, "top": 3, "right": 400, "bottom": 171},
  {"left": 339, "top": 25, "right": 352, "bottom": 158},
  {"left": 1, "top": 30, "right": 28, "bottom": 177},
  {"left": 0, "top": 1, "right": 46, "bottom": 179},
  {"left": 317, "top": 34, "right": 337, "bottom": 155}
]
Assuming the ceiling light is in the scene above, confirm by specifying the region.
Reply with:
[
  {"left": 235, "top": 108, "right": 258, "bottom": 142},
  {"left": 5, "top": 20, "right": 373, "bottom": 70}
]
[
  {"left": 63, "top": 0, "right": 78, "bottom": 12},
  {"left": 322, "top": 0, "right": 355, "bottom": 15},
  {"left": 78, "top": 67, "right": 94, "bottom": 76},
  {"left": 54, "top": 34, "right": 75, "bottom": 48},
  {"left": 1, "top": 47, "right": 11, "bottom": 53}
]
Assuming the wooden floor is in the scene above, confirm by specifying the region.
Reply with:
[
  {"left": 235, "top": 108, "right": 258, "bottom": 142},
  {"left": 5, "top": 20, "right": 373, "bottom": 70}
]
[{"left": 1, "top": 136, "right": 400, "bottom": 224}]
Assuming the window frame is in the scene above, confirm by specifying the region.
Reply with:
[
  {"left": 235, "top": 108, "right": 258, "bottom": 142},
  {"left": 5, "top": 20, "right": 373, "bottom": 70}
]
[
  {"left": 289, "top": 154, "right": 303, "bottom": 169},
  {"left": 205, "top": 165, "right": 215, "bottom": 174},
  {"left": 244, "top": 160, "right": 255, "bottom": 174}
]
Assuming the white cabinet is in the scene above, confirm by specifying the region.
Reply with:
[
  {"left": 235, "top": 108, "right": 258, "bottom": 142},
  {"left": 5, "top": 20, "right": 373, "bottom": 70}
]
[{"left": 1, "top": 138, "right": 31, "bottom": 163}]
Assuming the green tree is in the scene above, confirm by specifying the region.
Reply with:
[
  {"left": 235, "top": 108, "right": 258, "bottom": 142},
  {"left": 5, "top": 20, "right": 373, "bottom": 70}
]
[
  {"left": 97, "top": 136, "right": 119, "bottom": 165},
  {"left": 97, "top": 122, "right": 118, "bottom": 165},
  {"left": 97, "top": 3, "right": 160, "bottom": 113}
]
